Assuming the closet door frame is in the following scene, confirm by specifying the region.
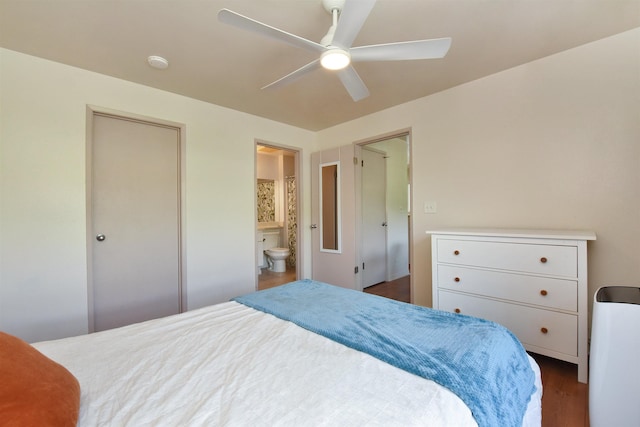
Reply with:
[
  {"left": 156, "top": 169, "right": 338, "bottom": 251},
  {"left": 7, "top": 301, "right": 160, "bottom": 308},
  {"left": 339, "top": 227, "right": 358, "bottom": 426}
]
[{"left": 85, "top": 105, "right": 187, "bottom": 332}]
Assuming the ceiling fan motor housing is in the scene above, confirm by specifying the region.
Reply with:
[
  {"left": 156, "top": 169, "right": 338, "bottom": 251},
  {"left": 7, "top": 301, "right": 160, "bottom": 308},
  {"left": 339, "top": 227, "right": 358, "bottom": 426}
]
[{"left": 322, "top": 0, "right": 345, "bottom": 14}]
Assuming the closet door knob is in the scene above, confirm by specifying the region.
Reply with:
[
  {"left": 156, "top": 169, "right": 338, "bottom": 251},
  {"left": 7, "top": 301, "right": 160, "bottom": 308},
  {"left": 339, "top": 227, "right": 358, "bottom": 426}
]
[
  {"left": 96, "top": 234, "right": 106, "bottom": 242},
  {"left": 310, "top": 224, "right": 318, "bottom": 229},
  {"left": 454, "top": 277, "right": 461, "bottom": 283},
  {"left": 454, "top": 308, "right": 461, "bottom": 314},
  {"left": 540, "top": 327, "right": 549, "bottom": 334},
  {"left": 540, "top": 289, "right": 548, "bottom": 296},
  {"left": 540, "top": 257, "right": 548, "bottom": 263},
  {"left": 454, "top": 250, "right": 460, "bottom": 255}
]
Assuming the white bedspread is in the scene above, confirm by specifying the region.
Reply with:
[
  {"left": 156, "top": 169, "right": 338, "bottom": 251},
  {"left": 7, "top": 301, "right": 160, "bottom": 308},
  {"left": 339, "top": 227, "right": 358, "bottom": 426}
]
[{"left": 34, "top": 302, "right": 541, "bottom": 426}]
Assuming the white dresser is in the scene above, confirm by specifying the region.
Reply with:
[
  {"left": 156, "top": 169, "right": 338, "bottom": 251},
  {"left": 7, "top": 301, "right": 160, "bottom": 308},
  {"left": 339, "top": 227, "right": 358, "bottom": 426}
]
[{"left": 429, "top": 228, "right": 596, "bottom": 383}]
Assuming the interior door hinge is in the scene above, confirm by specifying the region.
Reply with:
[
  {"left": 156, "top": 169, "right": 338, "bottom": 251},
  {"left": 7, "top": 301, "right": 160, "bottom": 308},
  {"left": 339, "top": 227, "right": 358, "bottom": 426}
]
[
  {"left": 362, "top": 262, "right": 365, "bottom": 270},
  {"left": 354, "top": 266, "right": 359, "bottom": 274},
  {"left": 353, "top": 156, "right": 358, "bottom": 165}
]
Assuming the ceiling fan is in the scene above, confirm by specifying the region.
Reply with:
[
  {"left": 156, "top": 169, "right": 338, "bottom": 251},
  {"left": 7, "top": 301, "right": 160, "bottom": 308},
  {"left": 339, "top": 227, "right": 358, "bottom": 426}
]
[{"left": 217, "top": 0, "right": 451, "bottom": 101}]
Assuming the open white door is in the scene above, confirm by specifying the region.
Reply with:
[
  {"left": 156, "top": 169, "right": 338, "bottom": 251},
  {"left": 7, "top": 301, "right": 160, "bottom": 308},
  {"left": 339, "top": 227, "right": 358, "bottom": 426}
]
[
  {"left": 361, "top": 147, "right": 387, "bottom": 287},
  {"left": 311, "top": 145, "right": 357, "bottom": 289}
]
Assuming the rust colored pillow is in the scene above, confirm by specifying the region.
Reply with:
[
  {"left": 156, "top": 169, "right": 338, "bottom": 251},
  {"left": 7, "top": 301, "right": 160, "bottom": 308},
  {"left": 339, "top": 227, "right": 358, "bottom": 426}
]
[{"left": 0, "top": 332, "right": 80, "bottom": 426}]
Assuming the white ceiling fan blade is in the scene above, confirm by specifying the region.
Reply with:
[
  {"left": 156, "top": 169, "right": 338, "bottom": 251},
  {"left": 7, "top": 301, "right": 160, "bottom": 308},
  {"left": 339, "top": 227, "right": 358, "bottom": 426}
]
[
  {"left": 218, "top": 9, "right": 326, "bottom": 53},
  {"left": 350, "top": 37, "right": 452, "bottom": 62},
  {"left": 337, "top": 65, "right": 370, "bottom": 101},
  {"left": 331, "top": 0, "right": 377, "bottom": 49},
  {"left": 262, "top": 59, "right": 322, "bottom": 90}
]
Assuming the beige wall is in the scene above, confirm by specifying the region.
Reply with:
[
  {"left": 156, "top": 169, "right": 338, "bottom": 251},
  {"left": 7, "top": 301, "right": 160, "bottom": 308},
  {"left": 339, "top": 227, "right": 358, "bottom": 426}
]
[
  {"left": 0, "top": 48, "right": 316, "bottom": 342},
  {"left": 317, "top": 28, "right": 640, "bottom": 316}
]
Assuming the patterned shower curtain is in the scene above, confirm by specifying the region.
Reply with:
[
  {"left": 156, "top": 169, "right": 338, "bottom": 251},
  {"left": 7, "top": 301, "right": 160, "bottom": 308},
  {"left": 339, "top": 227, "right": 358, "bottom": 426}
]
[
  {"left": 257, "top": 180, "right": 275, "bottom": 223},
  {"left": 286, "top": 176, "right": 297, "bottom": 266}
]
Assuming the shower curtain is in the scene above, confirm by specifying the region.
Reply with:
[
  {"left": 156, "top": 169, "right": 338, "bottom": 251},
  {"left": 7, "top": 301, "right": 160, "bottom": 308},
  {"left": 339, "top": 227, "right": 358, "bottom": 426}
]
[
  {"left": 257, "top": 180, "right": 275, "bottom": 223},
  {"left": 286, "top": 176, "right": 296, "bottom": 267}
]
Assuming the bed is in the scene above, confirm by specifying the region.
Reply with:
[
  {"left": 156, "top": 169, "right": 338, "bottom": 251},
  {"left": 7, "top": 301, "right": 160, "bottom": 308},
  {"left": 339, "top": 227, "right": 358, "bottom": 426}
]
[{"left": 5, "top": 280, "right": 542, "bottom": 426}]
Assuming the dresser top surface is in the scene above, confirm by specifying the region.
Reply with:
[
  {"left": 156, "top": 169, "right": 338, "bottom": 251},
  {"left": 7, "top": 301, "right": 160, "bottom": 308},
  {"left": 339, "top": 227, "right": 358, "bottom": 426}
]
[{"left": 426, "top": 228, "right": 596, "bottom": 241}]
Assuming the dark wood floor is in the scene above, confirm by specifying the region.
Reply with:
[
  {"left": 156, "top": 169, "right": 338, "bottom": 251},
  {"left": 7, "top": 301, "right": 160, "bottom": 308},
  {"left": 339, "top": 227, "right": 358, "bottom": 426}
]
[
  {"left": 532, "top": 353, "right": 589, "bottom": 427},
  {"left": 363, "top": 275, "right": 411, "bottom": 301},
  {"left": 365, "top": 276, "right": 589, "bottom": 427}
]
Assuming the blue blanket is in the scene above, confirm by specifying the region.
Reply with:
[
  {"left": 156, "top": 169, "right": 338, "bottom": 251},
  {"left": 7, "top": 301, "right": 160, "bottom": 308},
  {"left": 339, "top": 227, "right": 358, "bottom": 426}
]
[{"left": 233, "top": 280, "right": 535, "bottom": 427}]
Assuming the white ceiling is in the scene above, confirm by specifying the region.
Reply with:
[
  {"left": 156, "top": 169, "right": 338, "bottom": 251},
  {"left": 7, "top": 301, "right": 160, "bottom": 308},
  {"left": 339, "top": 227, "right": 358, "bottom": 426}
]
[{"left": 1, "top": 0, "right": 638, "bottom": 131}]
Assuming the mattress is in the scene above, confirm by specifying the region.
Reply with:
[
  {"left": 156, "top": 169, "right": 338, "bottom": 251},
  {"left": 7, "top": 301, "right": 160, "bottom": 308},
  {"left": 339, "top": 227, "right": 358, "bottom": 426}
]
[{"left": 34, "top": 297, "right": 542, "bottom": 426}]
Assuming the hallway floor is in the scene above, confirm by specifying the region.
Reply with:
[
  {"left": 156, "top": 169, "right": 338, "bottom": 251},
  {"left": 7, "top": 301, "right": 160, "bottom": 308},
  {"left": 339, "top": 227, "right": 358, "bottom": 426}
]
[{"left": 363, "top": 275, "right": 411, "bottom": 302}]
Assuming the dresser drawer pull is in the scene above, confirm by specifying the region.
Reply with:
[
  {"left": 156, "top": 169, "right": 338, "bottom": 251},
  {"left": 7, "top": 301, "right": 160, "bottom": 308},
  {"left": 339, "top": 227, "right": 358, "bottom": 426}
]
[
  {"left": 454, "top": 277, "right": 461, "bottom": 282},
  {"left": 540, "top": 289, "right": 548, "bottom": 296},
  {"left": 540, "top": 327, "right": 549, "bottom": 334},
  {"left": 454, "top": 250, "right": 460, "bottom": 255},
  {"left": 454, "top": 308, "right": 461, "bottom": 314},
  {"left": 540, "top": 257, "right": 548, "bottom": 263}
]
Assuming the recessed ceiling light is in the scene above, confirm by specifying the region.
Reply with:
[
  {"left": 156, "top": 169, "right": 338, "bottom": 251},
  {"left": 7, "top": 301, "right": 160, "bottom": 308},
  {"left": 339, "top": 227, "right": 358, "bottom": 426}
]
[{"left": 147, "top": 55, "right": 169, "bottom": 70}]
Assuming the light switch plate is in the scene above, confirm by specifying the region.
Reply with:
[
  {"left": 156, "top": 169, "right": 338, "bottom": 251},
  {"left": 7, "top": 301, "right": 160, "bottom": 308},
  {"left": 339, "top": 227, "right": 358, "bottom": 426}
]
[{"left": 424, "top": 201, "right": 437, "bottom": 214}]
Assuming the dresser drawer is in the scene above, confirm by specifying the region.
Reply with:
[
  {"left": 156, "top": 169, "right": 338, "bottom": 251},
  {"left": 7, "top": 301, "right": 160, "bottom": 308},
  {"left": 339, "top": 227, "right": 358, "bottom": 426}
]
[
  {"left": 438, "top": 291, "right": 578, "bottom": 356},
  {"left": 437, "top": 239, "right": 578, "bottom": 277},
  {"left": 436, "top": 265, "right": 577, "bottom": 311}
]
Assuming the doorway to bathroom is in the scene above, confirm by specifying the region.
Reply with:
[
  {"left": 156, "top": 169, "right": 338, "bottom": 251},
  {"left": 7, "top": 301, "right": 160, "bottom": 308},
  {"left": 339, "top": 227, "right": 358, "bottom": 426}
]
[{"left": 256, "top": 142, "right": 300, "bottom": 290}]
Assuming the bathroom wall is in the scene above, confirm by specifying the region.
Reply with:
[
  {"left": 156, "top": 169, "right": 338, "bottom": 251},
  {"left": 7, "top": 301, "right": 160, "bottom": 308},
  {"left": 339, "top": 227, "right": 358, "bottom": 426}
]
[
  {"left": 256, "top": 152, "right": 280, "bottom": 181},
  {"left": 283, "top": 155, "right": 295, "bottom": 177}
]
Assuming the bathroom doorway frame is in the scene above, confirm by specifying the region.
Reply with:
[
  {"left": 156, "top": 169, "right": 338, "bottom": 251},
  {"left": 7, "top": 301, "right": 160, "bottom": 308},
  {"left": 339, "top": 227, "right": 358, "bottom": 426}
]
[
  {"left": 353, "top": 129, "right": 412, "bottom": 299},
  {"left": 255, "top": 140, "right": 302, "bottom": 290}
]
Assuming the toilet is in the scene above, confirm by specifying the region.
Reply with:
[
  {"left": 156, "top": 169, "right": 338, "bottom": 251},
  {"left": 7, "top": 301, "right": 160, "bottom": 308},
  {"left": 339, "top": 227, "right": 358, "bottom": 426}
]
[{"left": 264, "top": 247, "right": 290, "bottom": 273}]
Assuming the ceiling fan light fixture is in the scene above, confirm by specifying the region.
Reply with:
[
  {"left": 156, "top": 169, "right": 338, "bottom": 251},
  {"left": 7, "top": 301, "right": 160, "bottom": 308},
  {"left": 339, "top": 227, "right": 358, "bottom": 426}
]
[{"left": 320, "top": 48, "right": 351, "bottom": 70}]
